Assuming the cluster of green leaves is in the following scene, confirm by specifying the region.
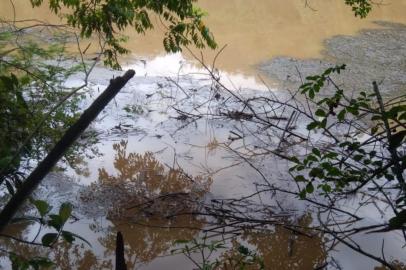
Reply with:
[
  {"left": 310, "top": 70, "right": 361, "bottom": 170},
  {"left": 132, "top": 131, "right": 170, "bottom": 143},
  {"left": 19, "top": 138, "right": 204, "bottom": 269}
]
[
  {"left": 292, "top": 64, "right": 406, "bottom": 228},
  {"left": 300, "top": 64, "right": 345, "bottom": 99},
  {"left": 9, "top": 200, "right": 88, "bottom": 269},
  {"left": 31, "top": 200, "right": 88, "bottom": 247},
  {"left": 0, "top": 72, "right": 31, "bottom": 187},
  {"left": 344, "top": 0, "right": 372, "bottom": 18},
  {"left": 290, "top": 143, "right": 391, "bottom": 198},
  {"left": 162, "top": 6, "right": 216, "bottom": 52},
  {"left": 9, "top": 254, "right": 53, "bottom": 270},
  {"left": 291, "top": 148, "right": 355, "bottom": 198},
  {"left": 30, "top": 0, "right": 217, "bottom": 68},
  {"left": 172, "top": 238, "right": 226, "bottom": 270},
  {"left": 0, "top": 28, "right": 90, "bottom": 191},
  {"left": 227, "top": 244, "right": 265, "bottom": 270},
  {"left": 123, "top": 104, "right": 144, "bottom": 115},
  {"left": 172, "top": 237, "right": 264, "bottom": 270}
]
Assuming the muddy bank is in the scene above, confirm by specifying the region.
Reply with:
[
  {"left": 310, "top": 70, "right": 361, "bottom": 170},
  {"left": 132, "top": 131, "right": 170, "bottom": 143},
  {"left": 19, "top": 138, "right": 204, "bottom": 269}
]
[{"left": 259, "top": 21, "right": 406, "bottom": 95}]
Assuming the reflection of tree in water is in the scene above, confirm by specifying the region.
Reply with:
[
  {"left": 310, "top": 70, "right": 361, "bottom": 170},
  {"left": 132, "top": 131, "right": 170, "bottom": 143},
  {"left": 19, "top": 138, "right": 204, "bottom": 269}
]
[
  {"left": 101, "top": 140, "right": 212, "bottom": 195},
  {"left": 93, "top": 215, "right": 202, "bottom": 267},
  {"left": 79, "top": 139, "right": 212, "bottom": 267},
  {"left": 1, "top": 218, "right": 203, "bottom": 269},
  {"left": 0, "top": 142, "right": 346, "bottom": 269},
  {"left": 0, "top": 222, "right": 112, "bottom": 269},
  {"left": 221, "top": 214, "right": 328, "bottom": 270},
  {"left": 51, "top": 242, "right": 113, "bottom": 270},
  {"left": 0, "top": 140, "right": 213, "bottom": 269},
  {"left": 83, "top": 140, "right": 212, "bottom": 220}
]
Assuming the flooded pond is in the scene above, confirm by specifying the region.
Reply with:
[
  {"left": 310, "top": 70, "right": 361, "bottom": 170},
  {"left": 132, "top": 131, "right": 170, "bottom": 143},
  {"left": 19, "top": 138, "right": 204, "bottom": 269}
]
[{"left": 1, "top": 0, "right": 406, "bottom": 269}]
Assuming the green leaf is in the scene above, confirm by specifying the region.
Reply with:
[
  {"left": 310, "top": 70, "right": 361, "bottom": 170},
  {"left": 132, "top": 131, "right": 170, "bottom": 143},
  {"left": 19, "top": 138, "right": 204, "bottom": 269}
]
[
  {"left": 61, "top": 231, "right": 75, "bottom": 243},
  {"left": 294, "top": 175, "right": 307, "bottom": 182},
  {"left": 324, "top": 152, "right": 338, "bottom": 159},
  {"left": 389, "top": 210, "right": 406, "bottom": 229},
  {"left": 295, "top": 165, "right": 305, "bottom": 171},
  {"left": 390, "top": 130, "right": 406, "bottom": 149},
  {"left": 238, "top": 245, "right": 250, "bottom": 255},
  {"left": 299, "top": 189, "right": 307, "bottom": 199},
  {"left": 306, "top": 182, "right": 314, "bottom": 193},
  {"left": 328, "top": 167, "right": 341, "bottom": 176},
  {"left": 33, "top": 200, "right": 52, "bottom": 217},
  {"left": 306, "top": 75, "right": 319, "bottom": 81},
  {"left": 353, "top": 155, "right": 363, "bottom": 162},
  {"left": 315, "top": 109, "right": 326, "bottom": 117},
  {"left": 309, "top": 167, "right": 324, "bottom": 178},
  {"left": 305, "top": 154, "right": 318, "bottom": 163},
  {"left": 312, "top": 148, "right": 321, "bottom": 157},
  {"left": 307, "top": 121, "right": 319, "bottom": 131},
  {"left": 308, "top": 89, "right": 315, "bottom": 99},
  {"left": 346, "top": 106, "right": 359, "bottom": 116},
  {"left": 385, "top": 173, "right": 395, "bottom": 181},
  {"left": 59, "top": 202, "right": 72, "bottom": 224},
  {"left": 399, "top": 112, "right": 406, "bottom": 120},
  {"left": 337, "top": 109, "right": 346, "bottom": 121},
  {"left": 289, "top": 156, "right": 300, "bottom": 164},
  {"left": 321, "top": 184, "right": 332, "bottom": 193},
  {"left": 174, "top": 239, "right": 190, "bottom": 244},
  {"left": 48, "top": 215, "right": 63, "bottom": 230},
  {"left": 320, "top": 118, "right": 327, "bottom": 128},
  {"left": 41, "top": 233, "right": 58, "bottom": 246}
]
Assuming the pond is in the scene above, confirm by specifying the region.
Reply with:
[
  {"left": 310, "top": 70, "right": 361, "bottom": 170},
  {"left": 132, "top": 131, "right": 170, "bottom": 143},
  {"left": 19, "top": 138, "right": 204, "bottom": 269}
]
[{"left": 1, "top": 0, "right": 406, "bottom": 269}]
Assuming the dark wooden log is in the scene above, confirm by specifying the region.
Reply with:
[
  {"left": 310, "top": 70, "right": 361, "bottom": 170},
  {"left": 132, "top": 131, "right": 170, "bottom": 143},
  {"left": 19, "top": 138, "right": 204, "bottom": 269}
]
[
  {"left": 0, "top": 70, "right": 135, "bottom": 232},
  {"left": 115, "top": 231, "right": 127, "bottom": 270}
]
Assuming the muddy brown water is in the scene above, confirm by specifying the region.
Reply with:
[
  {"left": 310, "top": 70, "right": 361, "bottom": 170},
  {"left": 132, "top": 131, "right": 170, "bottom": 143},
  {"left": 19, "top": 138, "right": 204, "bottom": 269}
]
[
  {"left": 1, "top": 0, "right": 406, "bottom": 269},
  {"left": 2, "top": 0, "right": 406, "bottom": 74}
]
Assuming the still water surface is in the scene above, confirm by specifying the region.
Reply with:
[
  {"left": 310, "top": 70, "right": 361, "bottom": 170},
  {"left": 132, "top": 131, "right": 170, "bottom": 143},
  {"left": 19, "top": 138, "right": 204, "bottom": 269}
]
[{"left": 1, "top": 0, "right": 406, "bottom": 269}]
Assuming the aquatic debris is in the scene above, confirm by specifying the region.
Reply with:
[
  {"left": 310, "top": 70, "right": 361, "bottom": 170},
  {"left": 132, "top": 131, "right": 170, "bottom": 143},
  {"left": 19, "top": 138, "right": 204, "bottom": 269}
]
[{"left": 222, "top": 110, "right": 253, "bottom": 120}]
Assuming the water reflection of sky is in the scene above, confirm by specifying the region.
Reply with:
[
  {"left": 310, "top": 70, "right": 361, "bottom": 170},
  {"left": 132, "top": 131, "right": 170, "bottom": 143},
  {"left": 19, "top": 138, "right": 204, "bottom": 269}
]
[{"left": 123, "top": 53, "right": 271, "bottom": 91}]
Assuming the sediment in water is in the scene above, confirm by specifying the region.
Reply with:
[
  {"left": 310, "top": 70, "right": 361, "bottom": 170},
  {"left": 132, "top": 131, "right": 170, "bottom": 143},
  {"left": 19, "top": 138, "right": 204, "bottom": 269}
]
[{"left": 258, "top": 21, "right": 406, "bottom": 95}]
